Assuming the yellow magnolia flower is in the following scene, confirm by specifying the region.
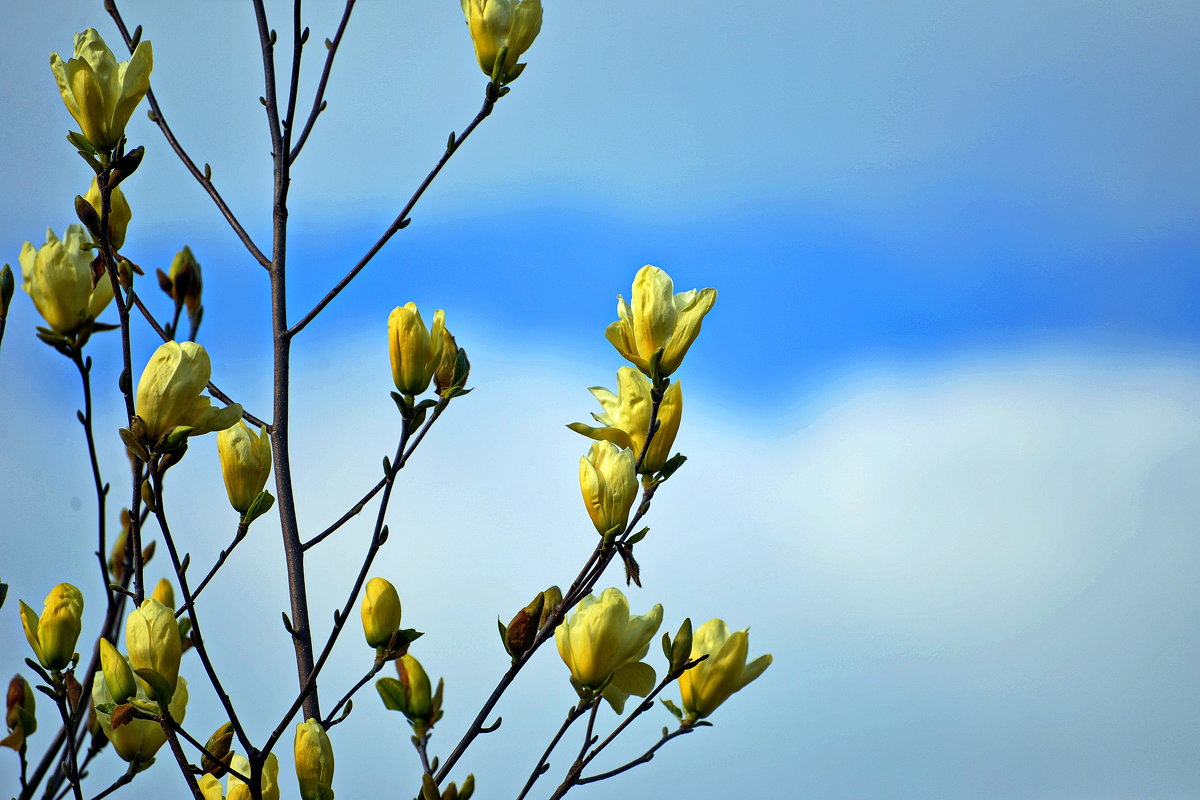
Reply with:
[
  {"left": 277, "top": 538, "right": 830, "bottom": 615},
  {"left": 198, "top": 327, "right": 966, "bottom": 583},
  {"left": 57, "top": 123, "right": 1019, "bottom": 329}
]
[
  {"left": 151, "top": 577, "right": 175, "bottom": 610},
  {"left": 294, "top": 719, "right": 335, "bottom": 800},
  {"left": 460, "top": 0, "right": 543, "bottom": 83},
  {"left": 125, "top": 598, "right": 182, "bottom": 701},
  {"left": 1, "top": 676, "right": 37, "bottom": 752},
  {"left": 50, "top": 28, "right": 153, "bottom": 152},
  {"left": 20, "top": 225, "right": 113, "bottom": 335},
  {"left": 555, "top": 587, "right": 662, "bottom": 713},
  {"left": 198, "top": 775, "right": 224, "bottom": 800},
  {"left": 19, "top": 584, "right": 84, "bottom": 671},
  {"left": 677, "top": 618, "right": 772, "bottom": 720},
  {"left": 99, "top": 637, "right": 137, "bottom": 705},
  {"left": 217, "top": 420, "right": 273, "bottom": 513},
  {"left": 605, "top": 265, "right": 717, "bottom": 378},
  {"left": 578, "top": 441, "right": 638, "bottom": 536},
  {"left": 360, "top": 577, "right": 402, "bottom": 649},
  {"left": 91, "top": 665, "right": 188, "bottom": 764},
  {"left": 228, "top": 752, "right": 280, "bottom": 800},
  {"left": 83, "top": 177, "right": 132, "bottom": 250},
  {"left": 388, "top": 303, "right": 445, "bottom": 396},
  {"left": 568, "top": 367, "right": 683, "bottom": 474},
  {"left": 134, "top": 341, "right": 243, "bottom": 444}
]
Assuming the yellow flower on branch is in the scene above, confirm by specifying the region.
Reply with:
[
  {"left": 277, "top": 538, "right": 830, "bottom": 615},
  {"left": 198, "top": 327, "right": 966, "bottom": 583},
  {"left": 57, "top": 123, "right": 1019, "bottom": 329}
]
[
  {"left": 568, "top": 367, "right": 683, "bottom": 474},
  {"left": 91, "top": 663, "right": 188, "bottom": 765},
  {"left": 388, "top": 303, "right": 445, "bottom": 396},
  {"left": 460, "top": 0, "right": 543, "bottom": 83},
  {"left": 578, "top": 441, "right": 638, "bottom": 536},
  {"left": 125, "top": 598, "right": 182, "bottom": 702},
  {"left": 19, "top": 584, "right": 84, "bottom": 671},
  {"left": 20, "top": 225, "right": 113, "bottom": 336},
  {"left": 217, "top": 420, "right": 273, "bottom": 514},
  {"left": 50, "top": 28, "right": 153, "bottom": 152},
  {"left": 605, "top": 265, "right": 717, "bottom": 378},
  {"left": 555, "top": 587, "right": 662, "bottom": 712},
  {"left": 360, "top": 577, "right": 402, "bottom": 649},
  {"left": 83, "top": 177, "right": 132, "bottom": 250},
  {"left": 677, "top": 618, "right": 772, "bottom": 720},
  {"left": 134, "top": 341, "right": 242, "bottom": 447},
  {"left": 294, "top": 719, "right": 335, "bottom": 800}
]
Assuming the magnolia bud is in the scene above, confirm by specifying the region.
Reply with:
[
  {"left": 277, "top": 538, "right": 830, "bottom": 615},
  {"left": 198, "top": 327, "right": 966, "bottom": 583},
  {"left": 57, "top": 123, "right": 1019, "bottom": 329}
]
[
  {"left": 126, "top": 598, "right": 182, "bottom": 702},
  {"left": 294, "top": 719, "right": 335, "bottom": 800},
  {"left": 152, "top": 578, "right": 175, "bottom": 610},
  {"left": 99, "top": 638, "right": 137, "bottom": 705},
  {"left": 20, "top": 584, "right": 84, "bottom": 671},
  {"left": 1, "top": 675, "right": 37, "bottom": 751},
  {"left": 360, "top": 577, "right": 402, "bottom": 649}
]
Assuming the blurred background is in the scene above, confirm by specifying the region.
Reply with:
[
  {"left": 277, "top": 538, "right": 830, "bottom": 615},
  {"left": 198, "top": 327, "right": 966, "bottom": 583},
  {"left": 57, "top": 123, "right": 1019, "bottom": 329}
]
[{"left": 2, "top": 1, "right": 1198, "bottom": 798}]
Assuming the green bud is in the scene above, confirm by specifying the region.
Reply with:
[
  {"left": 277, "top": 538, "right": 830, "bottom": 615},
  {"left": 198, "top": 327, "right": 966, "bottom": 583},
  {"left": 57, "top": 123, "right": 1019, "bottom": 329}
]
[{"left": 99, "top": 639, "right": 137, "bottom": 705}]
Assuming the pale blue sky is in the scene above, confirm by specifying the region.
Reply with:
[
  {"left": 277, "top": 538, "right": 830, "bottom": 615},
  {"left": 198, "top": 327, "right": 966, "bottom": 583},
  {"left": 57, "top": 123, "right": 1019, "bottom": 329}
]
[{"left": 2, "top": 2, "right": 1199, "bottom": 798}]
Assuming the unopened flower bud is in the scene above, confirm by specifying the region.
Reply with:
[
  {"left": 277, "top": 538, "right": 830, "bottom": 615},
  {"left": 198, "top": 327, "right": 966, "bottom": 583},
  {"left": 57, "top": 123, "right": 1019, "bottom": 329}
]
[
  {"left": 217, "top": 420, "right": 273, "bottom": 514},
  {"left": 578, "top": 442, "right": 638, "bottom": 537},
  {"left": 360, "top": 577, "right": 402, "bottom": 649},
  {"left": 294, "top": 719, "right": 334, "bottom": 800},
  {"left": 1, "top": 675, "right": 37, "bottom": 751},
  {"left": 83, "top": 177, "right": 132, "bottom": 250},
  {"left": 376, "top": 654, "right": 442, "bottom": 735},
  {"left": 126, "top": 598, "right": 181, "bottom": 702},
  {"left": 20, "top": 583, "right": 84, "bottom": 671},
  {"left": 99, "top": 638, "right": 137, "bottom": 705},
  {"left": 152, "top": 578, "right": 175, "bottom": 610},
  {"left": 201, "top": 721, "right": 235, "bottom": 777},
  {"left": 0, "top": 265, "right": 14, "bottom": 318},
  {"left": 388, "top": 303, "right": 445, "bottom": 396}
]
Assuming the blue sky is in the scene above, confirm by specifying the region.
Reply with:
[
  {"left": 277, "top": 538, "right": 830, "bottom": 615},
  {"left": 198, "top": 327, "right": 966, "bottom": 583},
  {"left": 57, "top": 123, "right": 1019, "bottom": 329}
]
[{"left": 2, "top": 1, "right": 1199, "bottom": 798}]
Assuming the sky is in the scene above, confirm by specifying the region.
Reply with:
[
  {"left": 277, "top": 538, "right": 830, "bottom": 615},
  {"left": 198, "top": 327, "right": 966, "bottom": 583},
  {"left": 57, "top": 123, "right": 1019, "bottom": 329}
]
[{"left": 2, "top": 1, "right": 1199, "bottom": 798}]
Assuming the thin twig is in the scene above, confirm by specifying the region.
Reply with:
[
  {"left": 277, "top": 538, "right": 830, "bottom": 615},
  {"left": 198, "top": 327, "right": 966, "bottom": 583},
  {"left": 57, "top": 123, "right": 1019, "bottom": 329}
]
[
  {"left": 262, "top": 421, "right": 410, "bottom": 756},
  {"left": 287, "top": 92, "right": 497, "bottom": 338},
  {"left": 288, "top": 0, "right": 356, "bottom": 163},
  {"left": 49, "top": 686, "right": 83, "bottom": 800},
  {"left": 321, "top": 660, "right": 384, "bottom": 729},
  {"left": 104, "top": 1, "right": 272, "bottom": 269},
  {"left": 515, "top": 702, "right": 590, "bottom": 800},
  {"left": 85, "top": 761, "right": 136, "bottom": 800},
  {"left": 159, "top": 708, "right": 204, "bottom": 800},
  {"left": 175, "top": 521, "right": 249, "bottom": 618},
  {"left": 72, "top": 351, "right": 112, "bottom": 608},
  {"left": 574, "top": 726, "right": 695, "bottom": 787},
  {"left": 149, "top": 465, "right": 253, "bottom": 755}
]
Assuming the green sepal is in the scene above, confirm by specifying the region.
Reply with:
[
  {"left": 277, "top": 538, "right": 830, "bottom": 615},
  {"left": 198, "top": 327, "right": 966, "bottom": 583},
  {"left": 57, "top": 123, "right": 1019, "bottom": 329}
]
[
  {"left": 243, "top": 491, "right": 275, "bottom": 525},
  {"left": 133, "top": 668, "right": 173, "bottom": 706}
]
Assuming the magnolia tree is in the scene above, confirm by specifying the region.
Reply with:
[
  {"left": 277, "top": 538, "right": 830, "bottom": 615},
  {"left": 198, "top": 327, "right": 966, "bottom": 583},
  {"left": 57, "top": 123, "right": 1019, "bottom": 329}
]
[{"left": 0, "top": 3, "right": 770, "bottom": 800}]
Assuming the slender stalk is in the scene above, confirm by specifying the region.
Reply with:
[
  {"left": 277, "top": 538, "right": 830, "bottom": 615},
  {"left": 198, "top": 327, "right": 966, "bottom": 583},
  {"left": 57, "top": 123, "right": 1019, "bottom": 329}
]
[
  {"left": 321, "top": 660, "right": 384, "bottom": 729},
  {"left": 413, "top": 733, "right": 433, "bottom": 776},
  {"left": 105, "top": 1, "right": 272, "bottom": 269},
  {"left": 262, "top": 423, "right": 410, "bottom": 755},
  {"left": 515, "top": 702, "right": 591, "bottom": 800},
  {"left": 287, "top": 93, "right": 497, "bottom": 338},
  {"left": 71, "top": 351, "right": 111, "bottom": 608},
  {"left": 49, "top": 685, "right": 83, "bottom": 800},
  {"left": 175, "top": 521, "right": 249, "bottom": 618},
  {"left": 160, "top": 708, "right": 204, "bottom": 800},
  {"left": 149, "top": 464, "right": 253, "bottom": 754},
  {"left": 574, "top": 726, "right": 694, "bottom": 787},
  {"left": 85, "top": 762, "right": 136, "bottom": 800},
  {"left": 288, "top": 0, "right": 357, "bottom": 163}
]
